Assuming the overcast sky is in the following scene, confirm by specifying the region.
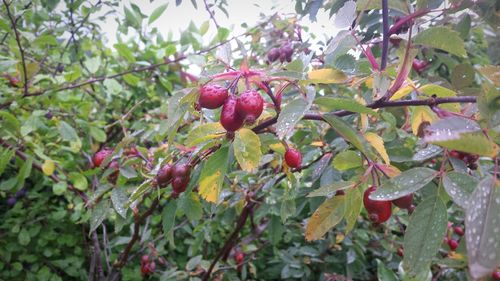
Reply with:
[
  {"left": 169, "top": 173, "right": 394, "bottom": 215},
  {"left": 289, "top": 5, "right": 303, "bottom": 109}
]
[{"left": 97, "top": 0, "right": 340, "bottom": 48}]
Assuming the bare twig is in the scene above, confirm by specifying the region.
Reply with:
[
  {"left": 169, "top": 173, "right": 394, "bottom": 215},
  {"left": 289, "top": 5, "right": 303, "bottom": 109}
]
[
  {"left": 3, "top": 0, "right": 29, "bottom": 94},
  {"left": 203, "top": 0, "right": 220, "bottom": 28}
]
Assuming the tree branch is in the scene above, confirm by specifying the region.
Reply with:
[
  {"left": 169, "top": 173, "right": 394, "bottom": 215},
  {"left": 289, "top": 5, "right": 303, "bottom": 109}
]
[
  {"left": 252, "top": 96, "right": 477, "bottom": 132},
  {"left": 380, "top": 0, "right": 389, "bottom": 70},
  {"left": 203, "top": 0, "right": 220, "bottom": 28},
  {"left": 3, "top": 0, "right": 29, "bottom": 94}
]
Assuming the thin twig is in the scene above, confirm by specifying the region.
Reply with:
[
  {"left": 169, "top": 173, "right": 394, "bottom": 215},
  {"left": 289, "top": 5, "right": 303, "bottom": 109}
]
[
  {"left": 380, "top": 0, "right": 389, "bottom": 70},
  {"left": 3, "top": 0, "right": 29, "bottom": 94},
  {"left": 203, "top": 0, "right": 220, "bottom": 28}
]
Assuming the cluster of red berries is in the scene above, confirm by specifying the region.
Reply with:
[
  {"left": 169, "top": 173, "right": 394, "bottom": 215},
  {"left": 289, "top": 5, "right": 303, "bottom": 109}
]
[
  {"left": 363, "top": 186, "right": 414, "bottom": 224},
  {"left": 92, "top": 148, "right": 120, "bottom": 183},
  {"left": 444, "top": 223, "right": 464, "bottom": 252},
  {"left": 266, "top": 44, "right": 293, "bottom": 63},
  {"left": 155, "top": 163, "right": 191, "bottom": 198},
  {"left": 140, "top": 255, "right": 156, "bottom": 276},
  {"left": 449, "top": 150, "right": 479, "bottom": 170},
  {"left": 198, "top": 85, "right": 264, "bottom": 132}
]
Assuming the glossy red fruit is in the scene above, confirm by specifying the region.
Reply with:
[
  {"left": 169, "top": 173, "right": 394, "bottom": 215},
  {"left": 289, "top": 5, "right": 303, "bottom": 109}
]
[
  {"left": 234, "top": 252, "right": 244, "bottom": 264},
  {"left": 199, "top": 85, "right": 228, "bottom": 109},
  {"left": 172, "top": 176, "right": 190, "bottom": 193},
  {"left": 220, "top": 95, "right": 244, "bottom": 131},
  {"left": 92, "top": 148, "right": 113, "bottom": 168},
  {"left": 156, "top": 164, "right": 173, "bottom": 187},
  {"left": 492, "top": 271, "right": 500, "bottom": 280},
  {"left": 284, "top": 148, "right": 302, "bottom": 168},
  {"left": 172, "top": 164, "right": 190, "bottom": 179},
  {"left": 363, "top": 186, "right": 392, "bottom": 223},
  {"left": 392, "top": 193, "right": 413, "bottom": 209},
  {"left": 397, "top": 247, "right": 404, "bottom": 257},
  {"left": 453, "top": 226, "right": 464, "bottom": 236},
  {"left": 280, "top": 45, "right": 293, "bottom": 62},
  {"left": 141, "top": 255, "right": 150, "bottom": 263},
  {"left": 267, "top": 48, "right": 280, "bottom": 62},
  {"left": 448, "top": 239, "right": 459, "bottom": 251},
  {"left": 412, "top": 59, "right": 428, "bottom": 74},
  {"left": 236, "top": 90, "right": 264, "bottom": 124}
]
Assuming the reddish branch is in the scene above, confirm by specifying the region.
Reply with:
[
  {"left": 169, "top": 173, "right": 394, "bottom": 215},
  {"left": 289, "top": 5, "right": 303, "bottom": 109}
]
[
  {"left": 3, "top": 0, "right": 29, "bottom": 94},
  {"left": 252, "top": 96, "right": 477, "bottom": 132},
  {"left": 388, "top": 9, "right": 430, "bottom": 35},
  {"left": 380, "top": 0, "right": 389, "bottom": 70}
]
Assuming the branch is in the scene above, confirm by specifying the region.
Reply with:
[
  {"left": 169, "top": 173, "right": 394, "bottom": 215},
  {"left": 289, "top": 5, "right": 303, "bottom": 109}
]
[
  {"left": 252, "top": 96, "right": 477, "bottom": 132},
  {"left": 3, "top": 0, "right": 29, "bottom": 94},
  {"left": 202, "top": 200, "right": 260, "bottom": 281},
  {"left": 388, "top": 9, "right": 430, "bottom": 35},
  {"left": 203, "top": 0, "right": 220, "bottom": 28},
  {"left": 380, "top": 0, "right": 389, "bottom": 70},
  {"left": 0, "top": 138, "right": 89, "bottom": 203}
]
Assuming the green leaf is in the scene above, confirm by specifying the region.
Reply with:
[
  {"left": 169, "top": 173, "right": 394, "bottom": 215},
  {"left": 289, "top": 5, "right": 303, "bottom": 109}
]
[
  {"left": 269, "top": 215, "right": 284, "bottom": 245},
  {"left": 370, "top": 168, "right": 437, "bottom": 201},
  {"left": 162, "top": 200, "right": 177, "bottom": 235},
  {"left": 403, "top": 196, "right": 448, "bottom": 277},
  {"left": 111, "top": 188, "right": 128, "bottom": 218},
  {"left": 148, "top": 3, "right": 168, "bottom": 24},
  {"left": 414, "top": 27, "right": 467, "bottom": 57},
  {"left": 68, "top": 172, "right": 88, "bottom": 191},
  {"left": 344, "top": 187, "right": 363, "bottom": 233},
  {"left": 18, "top": 228, "right": 31, "bottom": 246},
  {"left": 442, "top": 172, "right": 478, "bottom": 209},
  {"left": 89, "top": 200, "right": 109, "bottom": 234},
  {"left": 89, "top": 126, "right": 106, "bottom": 143},
  {"left": 0, "top": 148, "right": 15, "bottom": 177},
  {"left": 233, "top": 128, "right": 262, "bottom": 172},
  {"left": 114, "top": 43, "right": 136, "bottom": 63},
  {"left": 17, "top": 156, "right": 33, "bottom": 189},
  {"left": 182, "top": 193, "right": 203, "bottom": 221},
  {"left": 356, "top": 0, "right": 409, "bottom": 14},
  {"left": 198, "top": 146, "right": 229, "bottom": 203},
  {"left": 52, "top": 182, "right": 67, "bottom": 195},
  {"left": 332, "top": 150, "right": 361, "bottom": 171},
  {"left": 124, "top": 6, "right": 141, "bottom": 28},
  {"left": 0, "top": 111, "right": 21, "bottom": 133},
  {"left": 308, "top": 181, "right": 356, "bottom": 197},
  {"left": 465, "top": 176, "right": 500, "bottom": 279},
  {"left": 323, "top": 114, "right": 374, "bottom": 158},
  {"left": 123, "top": 74, "right": 140, "bottom": 86},
  {"left": 451, "top": 64, "right": 475, "bottom": 90},
  {"left": 377, "top": 260, "right": 398, "bottom": 281},
  {"left": 305, "top": 195, "right": 346, "bottom": 241},
  {"left": 315, "top": 97, "right": 377, "bottom": 115},
  {"left": 418, "top": 84, "right": 457, "bottom": 98},
  {"left": 59, "top": 121, "right": 79, "bottom": 142},
  {"left": 276, "top": 98, "right": 309, "bottom": 139},
  {"left": 185, "top": 122, "right": 225, "bottom": 147}
]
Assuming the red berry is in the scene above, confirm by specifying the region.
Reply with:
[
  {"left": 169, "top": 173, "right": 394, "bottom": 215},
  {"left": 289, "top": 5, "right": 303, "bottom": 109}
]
[
  {"left": 141, "top": 255, "right": 150, "bottom": 263},
  {"left": 172, "top": 164, "right": 190, "bottom": 179},
  {"left": 448, "top": 239, "right": 459, "bottom": 251},
  {"left": 363, "top": 186, "right": 392, "bottom": 223},
  {"left": 9, "top": 76, "right": 20, "bottom": 87},
  {"left": 397, "top": 247, "right": 404, "bottom": 257},
  {"left": 234, "top": 252, "right": 244, "bottom": 264},
  {"left": 453, "top": 226, "right": 464, "bottom": 236},
  {"left": 236, "top": 90, "right": 264, "bottom": 124},
  {"left": 92, "top": 148, "right": 113, "bottom": 168},
  {"left": 156, "top": 164, "right": 173, "bottom": 187},
  {"left": 172, "top": 177, "right": 189, "bottom": 194},
  {"left": 492, "top": 271, "right": 500, "bottom": 280},
  {"left": 267, "top": 48, "right": 280, "bottom": 62},
  {"left": 148, "top": 261, "right": 156, "bottom": 272},
  {"left": 284, "top": 148, "right": 302, "bottom": 168},
  {"left": 392, "top": 193, "right": 413, "bottom": 209},
  {"left": 280, "top": 45, "right": 293, "bottom": 62},
  {"left": 199, "top": 85, "right": 228, "bottom": 109},
  {"left": 220, "top": 95, "right": 244, "bottom": 131},
  {"left": 412, "top": 59, "right": 428, "bottom": 74},
  {"left": 449, "top": 150, "right": 460, "bottom": 159}
]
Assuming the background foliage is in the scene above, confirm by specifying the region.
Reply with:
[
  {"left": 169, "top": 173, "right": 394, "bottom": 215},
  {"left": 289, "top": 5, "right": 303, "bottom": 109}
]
[{"left": 0, "top": 0, "right": 499, "bottom": 280}]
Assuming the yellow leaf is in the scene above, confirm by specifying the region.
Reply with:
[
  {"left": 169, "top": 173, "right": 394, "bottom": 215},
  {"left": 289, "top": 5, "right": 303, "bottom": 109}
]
[
  {"left": 42, "top": 159, "right": 55, "bottom": 176},
  {"left": 364, "top": 77, "right": 374, "bottom": 89},
  {"left": 376, "top": 164, "right": 401, "bottom": 177},
  {"left": 305, "top": 196, "right": 346, "bottom": 241},
  {"left": 234, "top": 128, "right": 262, "bottom": 172},
  {"left": 307, "top": 68, "right": 347, "bottom": 84},
  {"left": 390, "top": 85, "right": 414, "bottom": 100},
  {"left": 199, "top": 171, "right": 222, "bottom": 203},
  {"left": 411, "top": 107, "right": 437, "bottom": 136},
  {"left": 478, "top": 65, "right": 500, "bottom": 86},
  {"left": 269, "top": 142, "right": 285, "bottom": 154},
  {"left": 365, "top": 132, "right": 390, "bottom": 164}
]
